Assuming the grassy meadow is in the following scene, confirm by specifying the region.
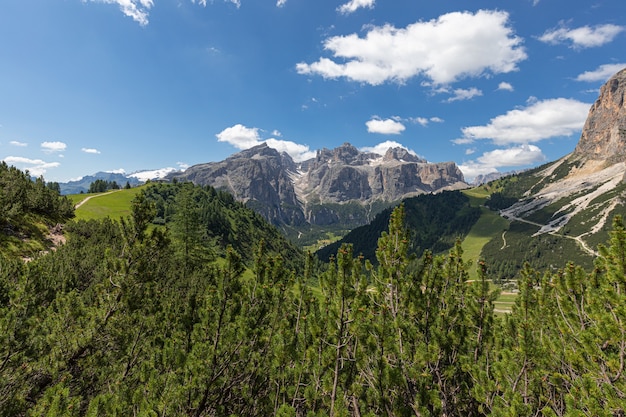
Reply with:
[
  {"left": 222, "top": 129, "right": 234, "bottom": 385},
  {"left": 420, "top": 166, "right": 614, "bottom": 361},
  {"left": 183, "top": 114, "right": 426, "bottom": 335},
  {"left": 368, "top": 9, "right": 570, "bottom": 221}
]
[{"left": 70, "top": 186, "right": 146, "bottom": 221}]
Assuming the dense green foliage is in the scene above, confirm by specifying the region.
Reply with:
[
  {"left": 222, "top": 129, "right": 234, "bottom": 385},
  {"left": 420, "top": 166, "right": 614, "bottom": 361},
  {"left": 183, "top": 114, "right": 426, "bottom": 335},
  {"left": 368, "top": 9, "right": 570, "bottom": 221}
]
[
  {"left": 141, "top": 182, "right": 304, "bottom": 270},
  {"left": 3, "top": 173, "right": 626, "bottom": 416},
  {"left": 88, "top": 179, "right": 121, "bottom": 193},
  {"left": 0, "top": 162, "right": 74, "bottom": 226},
  {"left": 0, "top": 162, "right": 74, "bottom": 256},
  {"left": 481, "top": 221, "right": 595, "bottom": 281},
  {"left": 316, "top": 190, "right": 481, "bottom": 263}
]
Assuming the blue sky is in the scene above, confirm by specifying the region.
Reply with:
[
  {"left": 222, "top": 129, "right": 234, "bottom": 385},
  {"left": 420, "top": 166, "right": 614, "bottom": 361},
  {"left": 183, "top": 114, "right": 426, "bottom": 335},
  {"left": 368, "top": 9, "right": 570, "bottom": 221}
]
[{"left": 1, "top": 0, "right": 625, "bottom": 182}]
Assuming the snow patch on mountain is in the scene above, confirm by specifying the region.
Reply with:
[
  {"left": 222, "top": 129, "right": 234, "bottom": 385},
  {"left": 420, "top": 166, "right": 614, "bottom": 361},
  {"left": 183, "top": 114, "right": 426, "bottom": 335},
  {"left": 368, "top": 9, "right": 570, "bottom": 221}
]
[{"left": 128, "top": 167, "right": 180, "bottom": 181}]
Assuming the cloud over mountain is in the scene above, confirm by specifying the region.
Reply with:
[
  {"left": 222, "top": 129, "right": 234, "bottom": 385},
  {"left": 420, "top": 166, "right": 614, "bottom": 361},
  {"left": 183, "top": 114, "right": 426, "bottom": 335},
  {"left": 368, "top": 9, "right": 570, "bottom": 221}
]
[
  {"left": 576, "top": 63, "right": 626, "bottom": 82},
  {"left": 457, "top": 98, "right": 590, "bottom": 145},
  {"left": 366, "top": 118, "right": 405, "bottom": 134}
]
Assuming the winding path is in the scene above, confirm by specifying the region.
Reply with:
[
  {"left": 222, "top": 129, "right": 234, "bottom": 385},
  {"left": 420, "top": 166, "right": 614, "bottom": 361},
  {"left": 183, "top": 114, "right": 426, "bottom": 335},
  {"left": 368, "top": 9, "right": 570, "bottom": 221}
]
[
  {"left": 74, "top": 189, "right": 121, "bottom": 209},
  {"left": 501, "top": 212, "right": 598, "bottom": 257}
]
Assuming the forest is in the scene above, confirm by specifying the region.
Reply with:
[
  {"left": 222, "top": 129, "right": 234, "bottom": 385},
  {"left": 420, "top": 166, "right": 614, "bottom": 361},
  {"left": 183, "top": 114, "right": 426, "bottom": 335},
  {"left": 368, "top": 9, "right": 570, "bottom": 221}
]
[{"left": 1, "top": 176, "right": 626, "bottom": 416}]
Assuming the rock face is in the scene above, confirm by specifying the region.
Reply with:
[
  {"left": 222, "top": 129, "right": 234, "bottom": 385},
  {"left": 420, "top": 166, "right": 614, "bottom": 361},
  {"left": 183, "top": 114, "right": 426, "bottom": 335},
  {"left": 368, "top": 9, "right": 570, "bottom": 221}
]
[
  {"left": 295, "top": 143, "right": 465, "bottom": 204},
  {"left": 173, "top": 142, "right": 467, "bottom": 227},
  {"left": 574, "top": 68, "right": 626, "bottom": 162},
  {"left": 179, "top": 144, "right": 306, "bottom": 226}
]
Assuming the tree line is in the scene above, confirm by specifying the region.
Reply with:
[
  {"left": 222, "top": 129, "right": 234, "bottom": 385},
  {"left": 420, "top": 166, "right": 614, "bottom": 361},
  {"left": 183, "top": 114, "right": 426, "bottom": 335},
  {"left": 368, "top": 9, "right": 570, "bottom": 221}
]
[
  {"left": 1, "top": 182, "right": 625, "bottom": 416},
  {"left": 0, "top": 162, "right": 74, "bottom": 227}
]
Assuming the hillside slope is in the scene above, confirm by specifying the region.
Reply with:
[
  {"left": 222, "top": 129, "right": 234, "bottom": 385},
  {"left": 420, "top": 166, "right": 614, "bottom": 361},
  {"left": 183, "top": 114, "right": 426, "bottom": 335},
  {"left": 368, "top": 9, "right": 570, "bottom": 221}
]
[{"left": 316, "top": 190, "right": 481, "bottom": 263}]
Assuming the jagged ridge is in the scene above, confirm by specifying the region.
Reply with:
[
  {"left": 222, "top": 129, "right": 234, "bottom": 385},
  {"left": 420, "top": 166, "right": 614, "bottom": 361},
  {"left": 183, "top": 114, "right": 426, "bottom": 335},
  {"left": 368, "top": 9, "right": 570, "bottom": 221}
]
[{"left": 172, "top": 142, "right": 468, "bottom": 228}]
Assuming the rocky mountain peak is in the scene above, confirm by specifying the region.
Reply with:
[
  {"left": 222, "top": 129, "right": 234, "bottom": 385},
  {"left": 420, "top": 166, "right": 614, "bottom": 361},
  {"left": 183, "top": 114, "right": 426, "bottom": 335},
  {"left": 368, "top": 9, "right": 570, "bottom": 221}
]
[
  {"left": 383, "top": 147, "right": 425, "bottom": 163},
  {"left": 574, "top": 67, "right": 626, "bottom": 162},
  {"left": 238, "top": 142, "right": 279, "bottom": 159},
  {"left": 173, "top": 142, "right": 467, "bottom": 228}
]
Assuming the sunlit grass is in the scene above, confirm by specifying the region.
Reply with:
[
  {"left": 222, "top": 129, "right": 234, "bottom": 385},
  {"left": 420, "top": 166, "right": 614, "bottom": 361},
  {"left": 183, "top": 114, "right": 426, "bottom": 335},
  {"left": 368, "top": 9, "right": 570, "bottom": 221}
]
[
  {"left": 72, "top": 187, "right": 146, "bottom": 221},
  {"left": 460, "top": 189, "right": 509, "bottom": 281}
]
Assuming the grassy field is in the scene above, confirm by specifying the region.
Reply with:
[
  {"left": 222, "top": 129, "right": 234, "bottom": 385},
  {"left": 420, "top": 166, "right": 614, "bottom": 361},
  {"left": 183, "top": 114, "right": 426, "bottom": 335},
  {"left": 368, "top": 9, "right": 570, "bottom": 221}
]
[
  {"left": 460, "top": 189, "right": 509, "bottom": 280},
  {"left": 493, "top": 292, "right": 517, "bottom": 315},
  {"left": 460, "top": 188, "right": 516, "bottom": 313},
  {"left": 71, "top": 187, "right": 146, "bottom": 221}
]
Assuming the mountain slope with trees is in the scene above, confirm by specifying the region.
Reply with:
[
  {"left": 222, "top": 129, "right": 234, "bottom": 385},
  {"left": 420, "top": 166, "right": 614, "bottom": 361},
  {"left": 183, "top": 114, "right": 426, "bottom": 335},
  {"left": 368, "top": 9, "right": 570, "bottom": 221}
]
[{"left": 316, "top": 190, "right": 481, "bottom": 263}]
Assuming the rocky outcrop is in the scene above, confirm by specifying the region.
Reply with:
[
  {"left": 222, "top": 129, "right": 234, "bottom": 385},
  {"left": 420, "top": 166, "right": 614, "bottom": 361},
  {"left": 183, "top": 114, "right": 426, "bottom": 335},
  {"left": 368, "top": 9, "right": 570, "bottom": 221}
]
[
  {"left": 294, "top": 143, "right": 467, "bottom": 204},
  {"left": 574, "top": 67, "right": 626, "bottom": 162},
  {"left": 179, "top": 144, "right": 306, "bottom": 226},
  {"left": 173, "top": 142, "right": 468, "bottom": 227}
]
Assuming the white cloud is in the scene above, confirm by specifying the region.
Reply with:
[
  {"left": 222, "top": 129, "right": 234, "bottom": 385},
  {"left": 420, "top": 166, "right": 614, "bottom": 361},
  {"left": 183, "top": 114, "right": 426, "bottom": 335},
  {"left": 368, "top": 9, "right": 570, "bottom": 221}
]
[
  {"left": 106, "top": 168, "right": 127, "bottom": 174},
  {"left": 177, "top": 162, "right": 190, "bottom": 170},
  {"left": 265, "top": 139, "right": 316, "bottom": 161},
  {"left": 498, "top": 81, "right": 514, "bottom": 91},
  {"left": 459, "top": 144, "right": 546, "bottom": 181},
  {"left": 41, "top": 141, "right": 67, "bottom": 153},
  {"left": 3, "top": 156, "right": 60, "bottom": 176},
  {"left": 296, "top": 10, "right": 526, "bottom": 85},
  {"left": 85, "top": 0, "right": 242, "bottom": 26},
  {"left": 413, "top": 117, "right": 429, "bottom": 127},
  {"left": 446, "top": 87, "right": 483, "bottom": 102},
  {"left": 9, "top": 141, "right": 28, "bottom": 147},
  {"left": 366, "top": 117, "right": 406, "bottom": 134},
  {"left": 82, "top": 148, "right": 101, "bottom": 154},
  {"left": 452, "top": 137, "right": 475, "bottom": 145},
  {"left": 458, "top": 98, "right": 590, "bottom": 145},
  {"left": 575, "top": 63, "right": 626, "bottom": 82},
  {"left": 216, "top": 124, "right": 315, "bottom": 162},
  {"left": 360, "top": 140, "right": 418, "bottom": 157},
  {"left": 276, "top": 0, "right": 287, "bottom": 6},
  {"left": 410, "top": 116, "right": 444, "bottom": 127},
  {"left": 337, "top": 0, "right": 375, "bottom": 15},
  {"left": 477, "top": 144, "right": 546, "bottom": 166},
  {"left": 216, "top": 124, "right": 262, "bottom": 149},
  {"left": 539, "top": 23, "right": 625, "bottom": 48},
  {"left": 84, "top": 0, "right": 153, "bottom": 26}
]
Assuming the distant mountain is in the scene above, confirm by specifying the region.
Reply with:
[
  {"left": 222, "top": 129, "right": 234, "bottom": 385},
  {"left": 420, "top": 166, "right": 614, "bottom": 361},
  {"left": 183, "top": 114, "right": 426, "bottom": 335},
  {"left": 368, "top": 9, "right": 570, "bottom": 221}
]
[
  {"left": 472, "top": 171, "right": 516, "bottom": 185},
  {"left": 170, "top": 142, "right": 468, "bottom": 231},
  {"left": 59, "top": 168, "right": 180, "bottom": 194}
]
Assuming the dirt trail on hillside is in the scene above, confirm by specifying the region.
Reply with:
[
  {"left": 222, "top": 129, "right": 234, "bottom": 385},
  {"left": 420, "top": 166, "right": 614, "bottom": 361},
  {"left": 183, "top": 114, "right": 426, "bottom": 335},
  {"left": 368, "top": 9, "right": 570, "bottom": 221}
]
[
  {"left": 74, "top": 189, "right": 121, "bottom": 209},
  {"left": 502, "top": 212, "right": 598, "bottom": 257}
]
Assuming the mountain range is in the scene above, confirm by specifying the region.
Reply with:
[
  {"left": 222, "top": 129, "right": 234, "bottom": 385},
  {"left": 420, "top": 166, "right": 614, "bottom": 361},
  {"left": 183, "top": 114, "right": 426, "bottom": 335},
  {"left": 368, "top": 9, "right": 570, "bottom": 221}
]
[
  {"left": 58, "top": 168, "right": 180, "bottom": 195},
  {"left": 168, "top": 142, "right": 467, "bottom": 232}
]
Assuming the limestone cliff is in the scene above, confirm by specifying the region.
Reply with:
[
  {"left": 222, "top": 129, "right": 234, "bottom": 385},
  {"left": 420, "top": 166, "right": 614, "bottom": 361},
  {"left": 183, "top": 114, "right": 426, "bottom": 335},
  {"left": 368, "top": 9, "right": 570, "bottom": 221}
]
[
  {"left": 293, "top": 143, "right": 466, "bottom": 205},
  {"left": 574, "top": 68, "right": 626, "bottom": 162},
  {"left": 173, "top": 142, "right": 467, "bottom": 228},
  {"left": 178, "top": 144, "right": 306, "bottom": 226}
]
